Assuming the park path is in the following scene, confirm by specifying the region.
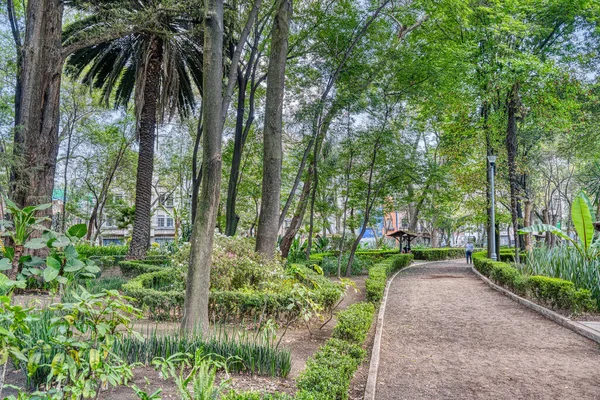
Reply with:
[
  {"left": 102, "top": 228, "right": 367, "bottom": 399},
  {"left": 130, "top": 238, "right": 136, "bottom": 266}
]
[{"left": 375, "top": 260, "right": 600, "bottom": 400}]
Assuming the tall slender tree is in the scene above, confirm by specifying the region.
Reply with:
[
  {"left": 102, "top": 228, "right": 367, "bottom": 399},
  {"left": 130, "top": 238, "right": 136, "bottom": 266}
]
[
  {"left": 255, "top": 0, "right": 292, "bottom": 257},
  {"left": 182, "top": 0, "right": 224, "bottom": 332}
]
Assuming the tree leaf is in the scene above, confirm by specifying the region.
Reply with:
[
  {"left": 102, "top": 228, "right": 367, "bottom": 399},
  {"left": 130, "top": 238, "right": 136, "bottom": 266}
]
[
  {"left": 572, "top": 192, "right": 594, "bottom": 253},
  {"left": 43, "top": 267, "right": 59, "bottom": 282},
  {"left": 46, "top": 256, "right": 62, "bottom": 270},
  {"left": 0, "top": 258, "right": 10, "bottom": 271},
  {"left": 67, "top": 224, "right": 87, "bottom": 239},
  {"left": 64, "top": 245, "right": 78, "bottom": 261},
  {"left": 24, "top": 238, "right": 48, "bottom": 250}
]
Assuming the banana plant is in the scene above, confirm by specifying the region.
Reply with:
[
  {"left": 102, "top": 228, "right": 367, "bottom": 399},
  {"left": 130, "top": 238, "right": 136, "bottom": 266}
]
[
  {"left": 519, "top": 192, "right": 598, "bottom": 260},
  {"left": 0, "top": 196, "right": 51, "bottom": 280}
]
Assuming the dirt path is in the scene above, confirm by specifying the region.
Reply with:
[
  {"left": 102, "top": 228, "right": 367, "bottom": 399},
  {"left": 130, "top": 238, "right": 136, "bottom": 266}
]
[{"left": 375, "top": 260, "right": 600, "bottom": 400}]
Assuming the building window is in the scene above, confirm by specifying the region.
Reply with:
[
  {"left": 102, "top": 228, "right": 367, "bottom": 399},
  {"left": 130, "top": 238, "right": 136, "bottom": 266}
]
[
  {"left": 159, "top": 193, "right": 174, "bottom": 207},
  {"left": 103, "top": 238, "right": 123, "bottom": 246},
  {"left": 105, "top": 218, "right": 115, "bottom": 227},
  {"left": 157, "top": 214, "right": 165, "bottom": 228},
  {"left": 401, "top": 218, "right": 409, "bottom": 228},
  {"left": 166, "top": 217, "right": 174, "bottom": 228}
]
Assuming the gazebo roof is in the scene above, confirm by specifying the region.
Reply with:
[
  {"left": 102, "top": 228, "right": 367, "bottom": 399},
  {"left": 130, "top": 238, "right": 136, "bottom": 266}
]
[{"left": 386, "top": 229, "right": 430, "bottom": 239}]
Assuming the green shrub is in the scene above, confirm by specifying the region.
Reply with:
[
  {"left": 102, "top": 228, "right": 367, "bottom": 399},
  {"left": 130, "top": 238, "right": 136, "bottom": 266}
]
[
  {"left": 223, "top": 393, "right": 294, "bottom": 400},
  {"left": 473, "top": 251, "right": 596, "bottom": 314},
  {"left": 75, "top": 244, "right": 128, "bottom": 257},
  {"left": 320, "top": 254, "right": 373, "bottom": 276},
  {"left": 332, "top": 302, "right": 375, "bottom": 343},
  {"left": 119, "top": 260, "right": 168, "bottom": 277},
  {"left": 412, "top": 248, "right": 466, "bottom": 260},
  {"left": 122, "top": 265, "right": 344, "bottom": 322},
  {"left": 365, "top": 254, "right": 413, "bottom": 303},
  {"left": 296, "top": 338, "right": 364, "bottom": 400}
]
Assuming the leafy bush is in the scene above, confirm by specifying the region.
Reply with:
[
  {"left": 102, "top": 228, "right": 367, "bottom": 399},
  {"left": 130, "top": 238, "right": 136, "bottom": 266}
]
[
  {"left": 119, "top": 260, "right": 168, "bottom": 277},
  {"left": 473, "top": 251, "right": 596, "bottom": 314},
  {"left": 332, "top": 302, "right": 375, "bottom": 343},
  {"left": 365, "top": 254, "right": 413, "bottom": 303},
  {"left": 320, "top": 254, "right": 373, "bottom": 276},
  {"left": 122, "top": 264, "right": 344, "bottom": 322},
  {"left": 75, "top": 244, "right": 128, "bottom": 257},
  {"left": 412, "top": 248, "right": 466, "bottom": 260},
  {"left": 224, "top": 392, "right": 294, "bottom": 400},
  {"left": 296, "top": 338, "right": 365, "bottom": 400},
  {"left": 172, "top": 237, "right": 285, "bottom": 291}
]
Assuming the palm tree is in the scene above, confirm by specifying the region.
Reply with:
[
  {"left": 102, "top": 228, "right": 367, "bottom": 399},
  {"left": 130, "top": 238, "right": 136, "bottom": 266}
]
[{"left": 63, "top": 0, "right": 204, "bottom": 258}]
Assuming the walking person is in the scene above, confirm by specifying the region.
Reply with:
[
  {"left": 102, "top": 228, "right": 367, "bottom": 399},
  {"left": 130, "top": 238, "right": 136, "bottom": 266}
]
[{"left": 465, "top": 241, "right": 474, "bottom": 264}]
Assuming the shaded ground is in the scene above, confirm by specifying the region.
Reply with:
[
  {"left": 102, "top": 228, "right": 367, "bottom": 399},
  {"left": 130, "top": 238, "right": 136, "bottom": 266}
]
[{"left": 376, "top": 260, "right": 600, "bottom": 400}]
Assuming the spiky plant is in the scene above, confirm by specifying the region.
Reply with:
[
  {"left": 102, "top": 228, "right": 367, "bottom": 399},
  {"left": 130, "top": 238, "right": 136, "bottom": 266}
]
[{"left": 62, "top": 0, "right": 204, "bottom": 258}]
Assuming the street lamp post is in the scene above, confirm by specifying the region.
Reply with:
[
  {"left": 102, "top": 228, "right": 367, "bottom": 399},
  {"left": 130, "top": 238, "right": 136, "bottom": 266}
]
[{"left": 488, "top": 155, "right": 497, "bottom": 261}]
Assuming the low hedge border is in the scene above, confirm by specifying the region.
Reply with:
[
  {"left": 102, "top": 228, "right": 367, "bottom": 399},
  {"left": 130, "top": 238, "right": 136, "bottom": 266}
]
[
  {"left": 118, "top": 257, "right": 171, "bottom": 277},
  {"left": 472, "top": 251, "right": 596, "bottom": 314},
  {"left": 228, "top": 254, "right": 411, "bottom": 399},
  {"left": 122, "top": 265, "right": 343, "bottom": 322},
  {"left": 309, "top": 250, "right": 400, "bottom": 265},
  {"left": 412, "top": 248, "right": 477, "bottom": 261},
  {"left": 365, "top": 254, "right": 414, "bottom": 303}
]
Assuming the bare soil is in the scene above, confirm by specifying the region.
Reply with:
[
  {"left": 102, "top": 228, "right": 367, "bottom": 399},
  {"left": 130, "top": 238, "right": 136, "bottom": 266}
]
[{"left": 375, "top": 260, "right": 600, "bottom": 400}]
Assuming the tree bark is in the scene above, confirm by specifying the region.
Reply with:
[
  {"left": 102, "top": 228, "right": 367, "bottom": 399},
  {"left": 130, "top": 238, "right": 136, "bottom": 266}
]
[
  {"left": 128, "top": 37, "right": 163, "bottom": 259},
  {"left": 255, "top": 0, "right": 292, "bottom": 258},
  {"left": 280, "top": 164, "right": 312, "bottom": 258},
  {"left": 9, "top": 0, "right": 63, "bottom": 221},
  {"left": 346, "top": 139, "right": 380, "bottom": 276},
  {"left": 506, "top": 83, "right": 521, "bottom": 263},
  {"left": 182, "top": 0, "right": 224, "bottom": 332}
]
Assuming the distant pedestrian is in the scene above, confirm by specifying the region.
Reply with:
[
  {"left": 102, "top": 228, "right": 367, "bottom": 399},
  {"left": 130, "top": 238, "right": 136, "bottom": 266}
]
[{"left": 465, "top": 242, "right": 474, "bottom": 264}]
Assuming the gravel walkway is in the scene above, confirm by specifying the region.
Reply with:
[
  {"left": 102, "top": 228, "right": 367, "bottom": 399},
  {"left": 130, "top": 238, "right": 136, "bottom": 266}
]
[{"left": 375, "top": 260, "right": 600, "bottom": 400}]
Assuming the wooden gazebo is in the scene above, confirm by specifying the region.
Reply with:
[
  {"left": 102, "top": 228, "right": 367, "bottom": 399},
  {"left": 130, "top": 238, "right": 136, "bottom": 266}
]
[{"left": 386, "top": 229, "right": 429, "bottom": 253}]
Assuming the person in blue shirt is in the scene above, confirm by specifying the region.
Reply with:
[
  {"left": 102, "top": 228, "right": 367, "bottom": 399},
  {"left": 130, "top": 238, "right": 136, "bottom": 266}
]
[{"left": 465, "top": 242, "right": 474, "bottom": 264}]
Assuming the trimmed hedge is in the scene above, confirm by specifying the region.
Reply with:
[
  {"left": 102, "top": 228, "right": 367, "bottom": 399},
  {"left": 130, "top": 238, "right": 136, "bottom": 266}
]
[
  {"left": 332, "top": 302, "right": 375, "bottom": 343},
  {"left": 309, "top": 249, "right": 400, "bottom": 265},
  {"left": 412, "top": 248, "right": 466, "bottom": 260},
  {"left": 118, "top": 257, "right": 171, "bottom": 277},
  {"left": 122, "top": 265, "right": 343, "bottom": 322},
  {"left": 365, "top": 254, "right": 413, "bottom": 303},
  {"left": 473, "top": 252, "right": 596, "bottom": 314},
  {"left": 296, "top": 307, "right": 372, "bottom": 400},
  {"left": 75, "top": 244, "right": 128, "bottom": 257}
]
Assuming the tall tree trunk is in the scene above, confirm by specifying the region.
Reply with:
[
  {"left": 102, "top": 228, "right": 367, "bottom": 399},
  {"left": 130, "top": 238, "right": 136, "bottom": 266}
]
[
  {"left": 61, "top": 126, "right": 74, "bottom": 232},
  {"left": 346, "top": 139, "right": 380, "bottom": 276},
  {"left": 190, "top": 122, "right": 203, "bottom": 224},
  {"left": 506, "top": 83, "right": 521, "bottom": 263},
  {"left": 10, "top": 0, "right": 63, "bottom": 220},
  {"left": 128, "top": 37, "right": 163, "bottom": 259},
  {"left": 523, "top": 200, "right": 532, "bottom": 251},
  {"left": 182, "top": 0, "right": 223, "bottom": 332},
  {"left": 225, "top": 74, "right": 247, "bottom": 236},
  {"left": 280, "top": 164, "right": 313, "bottom": 258},
  {"left": 337, "top": 148, "right": 352, "bottom": 277},
  {"left": 255, "top": 0, "right": 292, "bottom": 258}
]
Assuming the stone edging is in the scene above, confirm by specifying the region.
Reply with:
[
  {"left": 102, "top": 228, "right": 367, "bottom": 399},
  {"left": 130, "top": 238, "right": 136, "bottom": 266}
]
[
  {"left": 471, "top": 266, "right": 600, "bottom": 345},
  {"left": 363, "top": 260, "right": 446, "bottom": 400}
]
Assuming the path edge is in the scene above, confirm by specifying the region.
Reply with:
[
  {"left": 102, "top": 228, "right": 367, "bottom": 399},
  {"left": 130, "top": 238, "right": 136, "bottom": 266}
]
[
  {"left": 363, "top": 260, "right": 445, "bottom": 400},
  {"left": 471, "top": 265, "right": 600, "bottom": 344}
]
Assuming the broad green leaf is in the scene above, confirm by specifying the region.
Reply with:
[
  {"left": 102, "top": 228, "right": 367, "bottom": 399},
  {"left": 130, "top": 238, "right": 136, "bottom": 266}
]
[
  {"left": 46, "top": 256, "right": 61, "bottom": 270},
  {"left": 43, "top": 267, "right": 59, "bottom": 282},
  {"left": 0, "top": 258, "right": 10, "bottom": 271},
  {"left": 64, "top": 245, "right": 78, "bottom": 260},
  {"left": 519, "top": 224, "right": 574, "bottom": 244},
  {"left": 572, "top": 192, "right": 594, "bottom": 253},
  {"left": 24, "top": 256, "right": 45, "bottom": 266},
  {"left": 24, "top": 238, "right": 47, "bottom": 250},
  {"left": 51, "top": 235, "right": 71, "bottom": 248},
  {"left": 67, "top": 224, "right": 87, "bottom": 239}
]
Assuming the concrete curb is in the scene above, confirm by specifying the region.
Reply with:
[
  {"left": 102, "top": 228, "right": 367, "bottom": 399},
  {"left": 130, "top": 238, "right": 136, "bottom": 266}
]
[
  {"left": 471, "top": 266, "right": 600, "bottom": 345},
  {"left": 363, "top": 260, "right": 447, "bottom": 400}
]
